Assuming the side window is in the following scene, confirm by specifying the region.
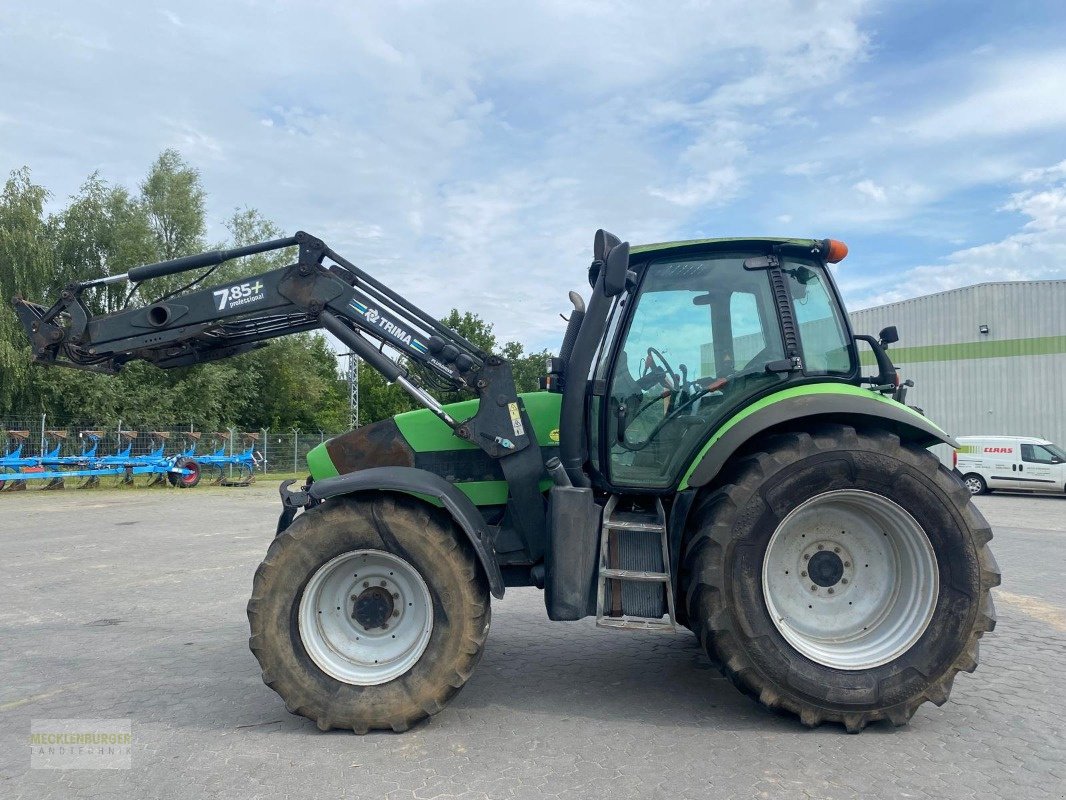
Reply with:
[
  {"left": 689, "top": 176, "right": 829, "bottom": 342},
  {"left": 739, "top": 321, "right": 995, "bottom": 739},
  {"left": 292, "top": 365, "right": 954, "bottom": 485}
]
[
  {"left": 1023, "top": 444, "right": 1058, "bottom": 464},
  {"left": 786, "top": 265, "right": 852, "bottom": 374}
]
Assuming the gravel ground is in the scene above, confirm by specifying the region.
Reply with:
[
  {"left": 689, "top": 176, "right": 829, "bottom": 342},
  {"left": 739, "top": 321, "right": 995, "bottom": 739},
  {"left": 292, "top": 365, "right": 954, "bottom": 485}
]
[{"left": 1, "top": 485, "right": 1063, "bottom": 799}]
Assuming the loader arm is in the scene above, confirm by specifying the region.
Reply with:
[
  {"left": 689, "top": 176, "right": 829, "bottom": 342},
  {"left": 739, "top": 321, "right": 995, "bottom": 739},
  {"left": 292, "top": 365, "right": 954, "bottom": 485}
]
[{"left": 13, "top": 231, "right": 538, "bottom": 465}]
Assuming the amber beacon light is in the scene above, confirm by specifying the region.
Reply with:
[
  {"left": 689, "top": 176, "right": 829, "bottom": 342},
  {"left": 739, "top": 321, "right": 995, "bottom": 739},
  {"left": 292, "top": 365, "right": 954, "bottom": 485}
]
[{"left": 823, "top": 239, "right": 849, "bottom": 263}]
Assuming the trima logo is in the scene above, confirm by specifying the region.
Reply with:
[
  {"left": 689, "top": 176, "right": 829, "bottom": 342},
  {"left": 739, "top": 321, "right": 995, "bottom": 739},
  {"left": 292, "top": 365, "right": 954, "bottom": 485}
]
[{"left": 349, "top": 300, "right": 428, "bottom": 353}]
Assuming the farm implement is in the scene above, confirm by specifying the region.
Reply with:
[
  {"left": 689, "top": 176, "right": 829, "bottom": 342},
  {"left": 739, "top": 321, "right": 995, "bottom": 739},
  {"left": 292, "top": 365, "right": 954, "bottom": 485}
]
[{"left": 0, "top": 428, "right": 259, "bottom": 490}]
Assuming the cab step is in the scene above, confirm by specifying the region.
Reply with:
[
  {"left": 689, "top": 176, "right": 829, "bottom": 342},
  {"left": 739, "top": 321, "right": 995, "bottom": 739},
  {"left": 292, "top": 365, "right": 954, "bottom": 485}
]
[{"left": 596, "top": 496, "right": 678, "bottom": 631}]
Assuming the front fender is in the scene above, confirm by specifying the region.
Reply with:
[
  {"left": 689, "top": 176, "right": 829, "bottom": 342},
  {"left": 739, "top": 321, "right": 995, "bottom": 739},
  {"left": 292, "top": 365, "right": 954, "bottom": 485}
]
[
  {"left": 681, "top": 384, "right": 957, "bottom": 490},
  {"left": 282, "top": 467, "right": 504, "bottom": 599}
]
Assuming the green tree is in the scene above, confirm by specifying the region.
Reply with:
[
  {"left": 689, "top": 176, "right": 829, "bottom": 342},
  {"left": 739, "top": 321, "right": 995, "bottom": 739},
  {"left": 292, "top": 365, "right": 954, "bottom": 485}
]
[
  {"left": 49, "top": 173, "right": 155, "bottom": 314},
  {"left": 219, "top": 207, "right": 297, "bottom": 283},
  {"left": 242, "top": 334, "right": 348, "bottom": 431},
  {"left": 141, "top": 149, "right": 205, "bottom": 259},
  {"left": 0, "top": 168, "right": 54, "bottom": 410}
]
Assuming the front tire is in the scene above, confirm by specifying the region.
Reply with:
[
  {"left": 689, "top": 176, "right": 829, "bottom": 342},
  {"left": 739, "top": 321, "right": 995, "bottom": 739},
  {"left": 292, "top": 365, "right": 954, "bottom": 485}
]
[
  {"left": 681, "top": 425, "right": 999, "bottom": 732},
  {"left": 247, "top": 493, "right": 490, "bottom": 732}
]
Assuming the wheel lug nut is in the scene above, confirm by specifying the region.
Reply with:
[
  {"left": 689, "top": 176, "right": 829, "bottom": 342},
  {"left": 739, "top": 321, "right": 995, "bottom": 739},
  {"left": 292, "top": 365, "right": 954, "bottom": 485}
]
[
  {"left": 380, "top": 580, "right": 387, "bottom": 587},
  {"left": 844, "top": 561, "right": 851, "bottom": 567},
  {"left": 834, "top": 547, "right": 840, "bottom": 553},
  {"left": 803, "top": 554, "right": 810, "bottom": 561},
  {"left": 392, "top": 610, "right": 399, "bottom": 617},
  {"left": 801, "top": 571, "right": 807, "bottom": 577},
  {"left": 828, "top": 588, "right": 835, "bottom": 594},
  {"left": 841, "top": 578, "right": 848, "bottom": 584},
  {"left": 811, "top": 585, "right": 817, "bottom": 592},
  {"left": 392, "top": 592, "right": 399, "bottom": 600},
  {"left": 817, "top": 544, "right": 824, "bottom": 551},
  {"left": 350, "top": 594, "right": 357, "bottom": 601},
  {"left": 363, "top": 581, "right": 369, "bottom": 588}
]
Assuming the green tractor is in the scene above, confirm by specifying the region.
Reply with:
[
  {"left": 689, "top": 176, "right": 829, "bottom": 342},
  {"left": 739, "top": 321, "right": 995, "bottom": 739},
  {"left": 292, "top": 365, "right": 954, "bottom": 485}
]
[{"left": 15, "top": 229, "right": 998, "bottom": 733}]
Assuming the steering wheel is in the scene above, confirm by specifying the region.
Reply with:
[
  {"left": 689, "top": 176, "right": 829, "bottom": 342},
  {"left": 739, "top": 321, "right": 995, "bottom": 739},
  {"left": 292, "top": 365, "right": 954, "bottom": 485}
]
[{"left": 638, "top": 347, "right": 676, "bottom": 391}]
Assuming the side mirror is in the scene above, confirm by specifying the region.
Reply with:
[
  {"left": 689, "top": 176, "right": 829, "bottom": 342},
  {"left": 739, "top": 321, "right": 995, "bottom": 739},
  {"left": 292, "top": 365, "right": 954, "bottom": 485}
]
[
  {"left": 879, "top": 325, "right": 899, "bottom": 346},
  {"left": 602, "top": 241, "right": 630, "bottom": 297},
  {"left": 594, "top": 229, "right": 622, "bottom": 262}
]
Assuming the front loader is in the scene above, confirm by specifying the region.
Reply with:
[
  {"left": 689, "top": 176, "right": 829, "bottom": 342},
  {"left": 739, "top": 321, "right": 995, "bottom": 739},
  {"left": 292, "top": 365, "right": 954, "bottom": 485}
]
[{"left": 14, "top": 229, "right": 999, "bottom": 733}]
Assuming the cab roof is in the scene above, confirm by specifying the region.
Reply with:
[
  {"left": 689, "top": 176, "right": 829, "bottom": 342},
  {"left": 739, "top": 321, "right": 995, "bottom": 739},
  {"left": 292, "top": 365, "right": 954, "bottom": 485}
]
[{"left": 630, "top": 237, "right": 821, "bottom": 256}]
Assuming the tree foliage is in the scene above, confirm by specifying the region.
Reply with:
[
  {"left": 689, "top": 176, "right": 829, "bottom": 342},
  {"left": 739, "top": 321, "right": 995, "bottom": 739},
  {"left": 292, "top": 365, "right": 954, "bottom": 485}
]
[{"left": 0, "top": 153, "right": 555, "bottom": 433}]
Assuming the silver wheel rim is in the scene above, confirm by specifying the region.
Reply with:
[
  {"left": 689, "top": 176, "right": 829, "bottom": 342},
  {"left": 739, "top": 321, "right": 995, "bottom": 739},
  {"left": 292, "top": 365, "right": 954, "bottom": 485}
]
[
  {"left": 761, "top": 489, "right": 939, "bottom": 670},
  {"left": 964, "top": 476, "right": 983, "bottom": 495},
  {"left": 298, "top": 549, "right": 433, "bottom": 685}
]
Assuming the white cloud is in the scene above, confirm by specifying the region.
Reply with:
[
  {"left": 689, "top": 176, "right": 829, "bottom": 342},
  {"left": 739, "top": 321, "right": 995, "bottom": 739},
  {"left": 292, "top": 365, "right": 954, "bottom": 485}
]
[
  {"left": 854, "top": 179, "right": 887, "bottom": 203},
  {"left": 904, "top": 51, "right": 1066, "bottom": 141},
  {"left": 3, "top": 0, "right": 1066, "bottom": 352},
  {"left": 847, "top": 163, "right": 1066, "bottom": 308}
]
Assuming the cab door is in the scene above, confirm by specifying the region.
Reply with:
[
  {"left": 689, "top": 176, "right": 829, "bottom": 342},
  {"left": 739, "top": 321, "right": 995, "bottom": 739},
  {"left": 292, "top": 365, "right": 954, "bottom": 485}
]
[
  {"left": 984, "top": 446, "right": 1022, "bottom": 490},
  {"left": 593, "top": 249, "right": 855, "bottom": 490},
  {"left": 1019, "top": 443, "right": 1064, "bottom": 491}
]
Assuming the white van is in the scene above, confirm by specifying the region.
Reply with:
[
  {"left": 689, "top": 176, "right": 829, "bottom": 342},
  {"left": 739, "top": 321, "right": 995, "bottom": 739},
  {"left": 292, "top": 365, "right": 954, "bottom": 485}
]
[{"left": 954, "top": 435, "right": 1066, "bottom": 495}]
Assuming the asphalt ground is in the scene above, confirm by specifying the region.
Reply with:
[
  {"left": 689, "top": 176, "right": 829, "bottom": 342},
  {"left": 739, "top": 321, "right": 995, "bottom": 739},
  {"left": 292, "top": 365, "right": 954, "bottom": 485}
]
[{"left": 1, "top": 485, "right": 1063, "bottom": 799}]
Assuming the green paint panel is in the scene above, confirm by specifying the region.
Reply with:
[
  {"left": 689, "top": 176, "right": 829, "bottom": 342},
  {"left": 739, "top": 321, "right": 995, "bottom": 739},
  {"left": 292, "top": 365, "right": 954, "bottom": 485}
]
[
  {"left": 307, "top": 391, "right": 562, "bottom": 504},
  {"left": 631, "top": 237, "right": 819, "bottom": 256},
  {"left": 306, "top": 441, "right": 339, "bottom": 480},
  {"left": 397, "top": 479, "right": 554, "bottom": 508},
  {"left": 862, "top": 335, "right": 1066, "bottom": 366},
  {"left": 678, "top": 383, "right": 943, "bottom": 490},
  {"left": 394, "top": 391, "right": 562, "bottom": 452}
]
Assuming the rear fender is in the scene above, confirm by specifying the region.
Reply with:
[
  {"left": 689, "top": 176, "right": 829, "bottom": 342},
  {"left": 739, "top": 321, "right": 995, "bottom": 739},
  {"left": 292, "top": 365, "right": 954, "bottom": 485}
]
[{"left": 681, "top": 385, "right": 957, "bottom": 489}]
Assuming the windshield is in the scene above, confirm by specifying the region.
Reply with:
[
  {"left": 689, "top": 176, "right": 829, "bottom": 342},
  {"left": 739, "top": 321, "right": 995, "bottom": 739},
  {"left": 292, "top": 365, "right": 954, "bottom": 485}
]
[{"left": 1047, "top": 443, "right": 1066, "bottom": 461}]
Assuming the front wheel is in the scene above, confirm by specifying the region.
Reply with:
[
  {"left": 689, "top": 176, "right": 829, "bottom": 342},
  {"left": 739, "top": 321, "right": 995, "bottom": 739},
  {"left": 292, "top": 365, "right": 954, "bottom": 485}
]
[
  {"left": 247, "top": 493, "right": 490, "bottom": 733},
  {"left": 681, "top": 425, "right": 999, "bottom": 732}
]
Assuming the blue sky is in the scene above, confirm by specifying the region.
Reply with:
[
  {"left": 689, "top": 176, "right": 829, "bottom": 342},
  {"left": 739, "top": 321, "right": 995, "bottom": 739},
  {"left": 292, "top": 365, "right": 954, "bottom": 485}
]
[{"left": 3, "top": 1, "right": 1066, "bottom": 350}]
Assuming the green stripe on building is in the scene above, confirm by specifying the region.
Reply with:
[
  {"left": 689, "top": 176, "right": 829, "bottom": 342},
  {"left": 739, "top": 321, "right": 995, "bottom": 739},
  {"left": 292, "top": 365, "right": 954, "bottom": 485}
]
[{"left": 860, "top": 335, "right": 1066, "bottom": 366}]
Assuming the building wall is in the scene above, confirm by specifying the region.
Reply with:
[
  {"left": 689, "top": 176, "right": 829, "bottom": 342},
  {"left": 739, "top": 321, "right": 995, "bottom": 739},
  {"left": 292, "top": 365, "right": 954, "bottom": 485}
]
[{"left": 849, "top": 281, "right": 1066, "bottom": 462}]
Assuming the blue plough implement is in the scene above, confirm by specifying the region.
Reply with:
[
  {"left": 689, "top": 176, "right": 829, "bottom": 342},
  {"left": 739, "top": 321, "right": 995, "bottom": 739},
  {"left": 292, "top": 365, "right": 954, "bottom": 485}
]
[{"left": 0, "top": 429, "right": 202, "bottom": 490}]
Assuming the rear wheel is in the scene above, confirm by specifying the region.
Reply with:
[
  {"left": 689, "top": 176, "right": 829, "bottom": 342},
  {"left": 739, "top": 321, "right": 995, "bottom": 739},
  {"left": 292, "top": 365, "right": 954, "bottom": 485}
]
[
  {"left": 962, "top": 473, "right": 987, "bottom": 495},
  {"left": 681, "top": 425, "right": 999, "bottom": 732},
  {"left": 247, "top": 493, "right": 490, "bottom": 732}
]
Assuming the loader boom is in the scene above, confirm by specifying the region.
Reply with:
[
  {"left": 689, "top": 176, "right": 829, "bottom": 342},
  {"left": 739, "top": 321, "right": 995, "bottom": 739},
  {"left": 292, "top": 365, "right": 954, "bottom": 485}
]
[{"left": 13, "top": 231, "right": 537, "bottom": 462}]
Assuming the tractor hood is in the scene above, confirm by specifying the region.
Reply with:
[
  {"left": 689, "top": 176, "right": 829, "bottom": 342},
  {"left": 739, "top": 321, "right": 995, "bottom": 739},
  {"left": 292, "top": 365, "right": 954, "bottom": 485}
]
[{"left": 305, "top": 391, "right": 562, "bottom": 506}]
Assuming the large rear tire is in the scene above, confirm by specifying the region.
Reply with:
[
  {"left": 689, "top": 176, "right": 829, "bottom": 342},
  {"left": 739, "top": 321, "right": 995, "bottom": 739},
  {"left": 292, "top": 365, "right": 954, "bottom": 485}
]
[
  {"left": 247, "top": 493, "right": 490, "bottom": 733},
  {"left": 681, "top": 425, "right": 999, "bottom": 732}
]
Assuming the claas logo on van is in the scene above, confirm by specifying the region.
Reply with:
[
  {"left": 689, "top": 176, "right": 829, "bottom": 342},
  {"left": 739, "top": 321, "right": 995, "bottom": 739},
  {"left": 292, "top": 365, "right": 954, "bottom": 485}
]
[{"left": 983, "top": 447, "right": 1013, "bottom": 454}]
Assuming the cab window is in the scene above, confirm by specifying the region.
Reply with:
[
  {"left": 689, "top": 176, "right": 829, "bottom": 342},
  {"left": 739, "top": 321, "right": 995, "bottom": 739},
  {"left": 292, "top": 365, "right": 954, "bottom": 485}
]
[
  {"left": 785, "top": 263, "right": 853, "bottom": 374},
  {"left": 603, "top": 255, "right": 786, "bottom": 488}
]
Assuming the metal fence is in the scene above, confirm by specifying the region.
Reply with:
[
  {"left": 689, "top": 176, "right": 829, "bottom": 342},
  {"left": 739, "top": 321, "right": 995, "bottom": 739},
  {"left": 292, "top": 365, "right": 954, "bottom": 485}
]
[{"left": 0, "top": 416, "right": 344, "bottom": 474}]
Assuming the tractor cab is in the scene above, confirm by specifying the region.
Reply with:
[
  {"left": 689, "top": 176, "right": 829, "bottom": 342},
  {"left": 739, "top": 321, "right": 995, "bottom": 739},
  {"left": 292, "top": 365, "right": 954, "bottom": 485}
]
[{"left": 553, "top": 236, "right": 859, "bottom": 494}]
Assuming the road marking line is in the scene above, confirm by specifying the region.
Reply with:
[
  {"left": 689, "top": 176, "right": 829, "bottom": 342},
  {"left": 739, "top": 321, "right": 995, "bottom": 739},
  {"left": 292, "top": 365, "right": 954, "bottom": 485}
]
[
  {"left": 995, "top": 589, "right": 1066, "bottom": 632},
  {"left": 0, "top": 686, "right": 72, "bottom": 712}
]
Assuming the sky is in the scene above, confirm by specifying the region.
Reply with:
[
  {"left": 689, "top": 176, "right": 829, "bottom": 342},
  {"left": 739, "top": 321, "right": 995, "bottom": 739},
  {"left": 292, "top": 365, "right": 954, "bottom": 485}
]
[{"left": 3, "top": 0, "right": 1066, "bottom": 350}]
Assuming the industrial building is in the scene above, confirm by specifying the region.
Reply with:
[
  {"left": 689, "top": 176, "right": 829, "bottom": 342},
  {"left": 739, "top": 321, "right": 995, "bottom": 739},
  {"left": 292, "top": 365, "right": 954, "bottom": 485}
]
[{"left": 848, "top": 280, "right": 1066, "bottom": 461}]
